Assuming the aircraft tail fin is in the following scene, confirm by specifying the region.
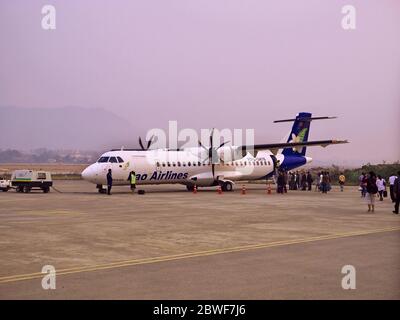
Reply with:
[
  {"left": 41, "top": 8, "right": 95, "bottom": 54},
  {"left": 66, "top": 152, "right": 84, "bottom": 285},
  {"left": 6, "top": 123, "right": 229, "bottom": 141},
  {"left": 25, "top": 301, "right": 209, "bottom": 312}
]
[{"left": 280, "top": 112, "right": 312, "bottom": 157}]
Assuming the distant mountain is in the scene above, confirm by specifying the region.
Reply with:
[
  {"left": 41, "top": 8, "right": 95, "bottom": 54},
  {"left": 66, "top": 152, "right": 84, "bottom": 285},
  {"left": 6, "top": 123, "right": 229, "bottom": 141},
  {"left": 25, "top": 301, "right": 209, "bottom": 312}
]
[{"left": 0, "top": 106, "right": 137, "bottom": 150}]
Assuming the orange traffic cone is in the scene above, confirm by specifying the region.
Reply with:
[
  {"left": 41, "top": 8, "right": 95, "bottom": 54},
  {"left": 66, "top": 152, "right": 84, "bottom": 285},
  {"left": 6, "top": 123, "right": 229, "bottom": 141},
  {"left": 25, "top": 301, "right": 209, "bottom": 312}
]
[
  {"left": 267, "top": 183, "right": 272, "bottom": 194},
  {"left": 217, "top": 185, "right": 222, "bottom": 194},
  {"left": 193, "top": 185, "right": 197, "bottom": 194},
  {"left": 241, "top": 185, "right": 246, "bottom": 195}
]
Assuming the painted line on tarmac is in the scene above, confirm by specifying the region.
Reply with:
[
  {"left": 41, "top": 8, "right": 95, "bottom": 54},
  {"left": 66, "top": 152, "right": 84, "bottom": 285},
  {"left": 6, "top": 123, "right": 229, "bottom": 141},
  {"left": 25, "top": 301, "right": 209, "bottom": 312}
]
[{"left": 1, "top": 226, "right": 399, "bottom": 284}]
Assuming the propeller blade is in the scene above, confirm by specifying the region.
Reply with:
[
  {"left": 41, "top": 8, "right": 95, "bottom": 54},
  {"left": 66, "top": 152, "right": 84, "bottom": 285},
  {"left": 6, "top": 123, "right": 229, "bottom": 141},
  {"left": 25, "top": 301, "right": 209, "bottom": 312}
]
[
  {"left": 209, "top": 128, "right": 214, "bottom": 148},
  {"left": 217, "top": 141, "right": 229, "bottom": 150},
  {"left": 198, "top": 140, "right": 208, "bottom": 151},
  {"left": 146, "top": 135, "right": 154, "bottom": 150},
  {"left": 211, "top": 163, "right": 215, "bottom": 179},
  {"left": 139, "top": 137, "right": 145, "bottom": 150}
]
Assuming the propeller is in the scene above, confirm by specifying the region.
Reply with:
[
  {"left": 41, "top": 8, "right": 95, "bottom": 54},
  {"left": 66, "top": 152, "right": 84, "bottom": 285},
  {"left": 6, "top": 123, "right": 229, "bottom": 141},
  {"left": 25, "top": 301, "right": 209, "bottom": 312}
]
[
  {"left": 198, "top": 128, "right": 229, "bottom": 180},
  {"left": 139, "top": 135, "right": 154, "bottom": 151}
]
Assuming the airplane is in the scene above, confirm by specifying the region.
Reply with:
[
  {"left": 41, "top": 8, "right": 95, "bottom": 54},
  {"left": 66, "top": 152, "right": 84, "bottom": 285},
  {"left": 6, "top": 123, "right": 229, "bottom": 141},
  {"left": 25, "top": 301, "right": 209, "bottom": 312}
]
[{"left": 81, "top": 112, "right": 348, "bottom": 193}]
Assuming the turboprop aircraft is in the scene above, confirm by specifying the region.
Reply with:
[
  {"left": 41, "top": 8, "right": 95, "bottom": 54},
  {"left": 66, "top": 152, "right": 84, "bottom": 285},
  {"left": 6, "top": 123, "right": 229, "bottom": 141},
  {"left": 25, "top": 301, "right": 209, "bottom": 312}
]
[{"left": 81, "top": 112, "right": 348, "bottom": 192}]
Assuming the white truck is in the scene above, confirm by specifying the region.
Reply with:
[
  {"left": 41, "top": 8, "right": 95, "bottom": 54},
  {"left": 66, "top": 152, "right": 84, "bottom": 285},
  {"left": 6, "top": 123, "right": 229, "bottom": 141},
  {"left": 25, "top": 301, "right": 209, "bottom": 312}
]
[
  {"left": 0, "top": 177, "right": 11, "bottom": 192},
  {"left": 11, "top": 170, "right": 53, "bottom": 193}
]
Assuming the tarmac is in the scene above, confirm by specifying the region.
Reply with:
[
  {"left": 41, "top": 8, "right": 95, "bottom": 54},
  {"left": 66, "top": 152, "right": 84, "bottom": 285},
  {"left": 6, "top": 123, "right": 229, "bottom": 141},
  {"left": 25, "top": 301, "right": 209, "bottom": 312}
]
[{"left": 0, "top": 180, "right": 399, "bottom": 299}]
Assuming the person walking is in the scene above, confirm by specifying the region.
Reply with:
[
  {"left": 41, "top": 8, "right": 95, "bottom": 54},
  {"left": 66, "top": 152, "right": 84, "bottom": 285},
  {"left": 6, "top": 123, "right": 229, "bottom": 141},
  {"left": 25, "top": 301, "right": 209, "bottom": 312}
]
[
  {"left": 127, "top": 171, "right": 137, "bottom": 193},
  {"left": 389, "top": 173, "right": 397, "bottom": 203},
  {"left": 301, "top": 172, "right": 307, "bottom": 191},
  {"left": 393, "top": 171, "right": 400, "bottom": 214},
  {"left": 321, "top": 172, "right": 329, "bottom": 194},
  {"left": 294, "top": 171, "right": 299, "bottom": 190},
  {"left": 315, "top": 172, "right": 321, "bottom": 191},
  {"left": 376, "top": 175, "right": 386, "bottom": 201},
  {"left": 306, "top": 171, "right": 313, "bottom": 191},
  {"left": 359, "top": 172, "right": 366, "bottom": 197},
  {"left": 366, "top": 171, "right": 378, "bottom": 212},
  {"left": 283, "top": 170, "right": 288, "bottom": 193},
  {"left": 106, "top": 169, "right": 113, "bottom": 195},
  {"left": 326, "top": 171, "right": 332, "bottom": 192},
  {"left": 338, "top": 173, "right": 346, "bottom": 192},
  {"left": 277, "top": 171, "right": 285, "bottom": 194},
  {"left": 288, "top": 172, "right": 294, "bottom": 190}
]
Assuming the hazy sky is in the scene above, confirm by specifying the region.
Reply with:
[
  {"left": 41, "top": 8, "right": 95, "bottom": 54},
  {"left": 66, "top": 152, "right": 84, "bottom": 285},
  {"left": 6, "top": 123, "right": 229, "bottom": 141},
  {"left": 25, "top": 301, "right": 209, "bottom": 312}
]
[{"left": 0, "top": 0, "right": 399, "bottom": 165}]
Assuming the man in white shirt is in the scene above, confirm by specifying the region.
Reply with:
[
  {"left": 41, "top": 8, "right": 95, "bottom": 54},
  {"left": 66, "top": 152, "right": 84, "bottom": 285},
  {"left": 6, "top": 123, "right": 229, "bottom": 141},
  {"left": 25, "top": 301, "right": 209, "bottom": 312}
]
[{"left": 389, "top": 173, "right": 397, "bottom": 203}]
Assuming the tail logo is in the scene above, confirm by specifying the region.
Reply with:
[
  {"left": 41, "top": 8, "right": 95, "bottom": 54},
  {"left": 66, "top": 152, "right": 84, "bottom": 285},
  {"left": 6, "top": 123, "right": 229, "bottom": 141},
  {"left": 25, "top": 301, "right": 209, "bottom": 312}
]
[{"left": 289, "top": 128, "right": 308, "bottom": 153}]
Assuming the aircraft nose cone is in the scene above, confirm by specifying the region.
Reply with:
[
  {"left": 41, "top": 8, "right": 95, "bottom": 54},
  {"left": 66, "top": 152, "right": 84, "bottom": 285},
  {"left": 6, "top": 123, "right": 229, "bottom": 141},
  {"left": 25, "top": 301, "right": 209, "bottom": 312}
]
[{"left": 81, "top": 166, "right": 93, "bottom": 181}]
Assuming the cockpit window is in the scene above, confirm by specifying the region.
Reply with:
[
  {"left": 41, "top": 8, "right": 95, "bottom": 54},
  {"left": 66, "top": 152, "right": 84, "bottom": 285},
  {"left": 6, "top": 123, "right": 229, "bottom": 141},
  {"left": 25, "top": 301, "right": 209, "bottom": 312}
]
[
  {"left": 117, "top": 157, "right": 124, "bottom": 163},
  {"left": 98, "top": 157, "right": 109, "bottom": 163},
  {"left": 109, "top": 157, "right": 118, "bottom": 163}
]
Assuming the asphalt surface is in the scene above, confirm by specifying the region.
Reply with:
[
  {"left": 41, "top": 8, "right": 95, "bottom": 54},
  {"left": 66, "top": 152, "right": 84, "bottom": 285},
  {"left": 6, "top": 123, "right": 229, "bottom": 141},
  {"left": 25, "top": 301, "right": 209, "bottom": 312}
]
[{"left": 0, "top": 180, "right": 399, "bottom": 299}]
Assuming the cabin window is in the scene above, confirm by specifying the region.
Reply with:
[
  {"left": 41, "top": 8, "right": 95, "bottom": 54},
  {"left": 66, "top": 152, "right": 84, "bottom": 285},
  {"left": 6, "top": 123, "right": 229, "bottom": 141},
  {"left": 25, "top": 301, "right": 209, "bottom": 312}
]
[
  {"left": 97, "top": 157, "right": 109, "bottom": 163},
  {"left": 37, "top": 172, "right": 46, "bottom": 180},
  {"left": 162, "top": 163, "right": 166, "bottom": 167},
  {"left": 183, "top": 162, "right": 186, "bottom": 166},
  {"left": 172, "top": 162, "right": 176, "bottom": 167},
  {"left": 167, "top": 162, "right": 171, "bottom": 167},
  {"left": 193, "top": 162, "right": 196, "bottom": 166},
  {"left": 188, "top": 162, "right": 191, "bottom": 166},
  {"left": 198, "top": 162, "right": 201, "bottom": 166},
  {"left": 156, "top": 162, "right": 160, "bottom": 167},
  {"left": 117, "top": 157, "right": 124, "bottom": 163},
  {"left": 177, "top": 162, "right": 181, "bottom": 167}
]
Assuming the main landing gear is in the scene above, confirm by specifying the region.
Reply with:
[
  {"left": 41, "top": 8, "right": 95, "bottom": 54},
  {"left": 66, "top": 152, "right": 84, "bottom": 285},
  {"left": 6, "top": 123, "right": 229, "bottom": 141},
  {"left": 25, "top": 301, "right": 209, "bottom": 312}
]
[{"left": 186, "top": 181, "right": 234, "bottom": 192}]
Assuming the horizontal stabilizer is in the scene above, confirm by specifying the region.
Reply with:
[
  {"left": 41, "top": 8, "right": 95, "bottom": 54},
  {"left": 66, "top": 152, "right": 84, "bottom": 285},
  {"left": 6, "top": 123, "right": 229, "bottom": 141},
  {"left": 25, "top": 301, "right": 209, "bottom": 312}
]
[{"left": 273, "top": 116, "right": 337, "bottom": 123}]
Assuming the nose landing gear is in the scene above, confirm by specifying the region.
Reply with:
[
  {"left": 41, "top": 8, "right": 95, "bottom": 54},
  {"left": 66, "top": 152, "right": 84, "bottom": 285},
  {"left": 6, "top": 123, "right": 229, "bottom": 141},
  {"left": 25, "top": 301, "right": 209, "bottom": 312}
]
[{"left": 96, "top": 184, "right": 107, "bottom": 194}]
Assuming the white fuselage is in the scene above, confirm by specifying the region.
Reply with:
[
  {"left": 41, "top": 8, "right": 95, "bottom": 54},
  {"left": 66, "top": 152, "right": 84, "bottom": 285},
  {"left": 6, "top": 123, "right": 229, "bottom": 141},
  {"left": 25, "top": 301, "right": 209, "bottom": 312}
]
[{"left": 81, "top": 148, "right": 291, "bottom": 187}]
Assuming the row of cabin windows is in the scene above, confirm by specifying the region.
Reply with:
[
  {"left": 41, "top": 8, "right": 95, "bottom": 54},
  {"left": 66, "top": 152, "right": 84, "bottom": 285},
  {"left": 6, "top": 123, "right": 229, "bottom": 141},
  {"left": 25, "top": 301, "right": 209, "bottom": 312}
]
[
  {"left": 97, "top": 156, "right": 125, "bottom": 163},
  {"left": 156, "top": 160, "right": 271, "bottom": 167}
]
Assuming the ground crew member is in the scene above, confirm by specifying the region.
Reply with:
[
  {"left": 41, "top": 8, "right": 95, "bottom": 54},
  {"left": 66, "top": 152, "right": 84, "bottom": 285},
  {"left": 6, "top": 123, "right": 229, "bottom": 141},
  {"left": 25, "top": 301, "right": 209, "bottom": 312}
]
[
  {"left": 128, "top": 171, "right": 136, "bottom": 193},
  {"left": 339, "top": 173, "right": 346, "bottom": 192},
  {"left": 389, "top": 173, "right": 397, "bottom": 203},
  {"left": 393, "top": 171, "right": 400, "bottom": 214},
  {"left": 106, "top": 169, "right": 113, "bottom": 195}
]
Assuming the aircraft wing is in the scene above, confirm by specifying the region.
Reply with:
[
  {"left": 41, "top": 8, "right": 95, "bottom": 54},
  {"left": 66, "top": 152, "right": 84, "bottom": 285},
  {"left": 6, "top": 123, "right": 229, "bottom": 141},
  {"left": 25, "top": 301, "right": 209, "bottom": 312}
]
[{"left": 240, "top": 139, "right": 349, "bottom": 154}]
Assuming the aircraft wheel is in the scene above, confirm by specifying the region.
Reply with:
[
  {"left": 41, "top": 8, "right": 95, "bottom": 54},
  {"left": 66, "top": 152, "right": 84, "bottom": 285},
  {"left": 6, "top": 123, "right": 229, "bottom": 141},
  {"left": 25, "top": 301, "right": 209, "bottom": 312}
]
[
  {"left": 222, "top": 182, "right": 233, "bottom": 192},
  {"left": 23, "top": 186, "right": 31, "bottom": 193},
  {"left": 186, "top": 185, "right": 194, "bottom": 192}
]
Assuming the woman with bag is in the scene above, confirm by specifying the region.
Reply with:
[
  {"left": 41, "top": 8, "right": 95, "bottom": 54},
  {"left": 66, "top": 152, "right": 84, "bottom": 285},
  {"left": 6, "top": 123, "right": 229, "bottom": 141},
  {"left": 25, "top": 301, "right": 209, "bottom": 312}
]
[{"left": 366, "top": 171, "right": 378, "bottom": 212}]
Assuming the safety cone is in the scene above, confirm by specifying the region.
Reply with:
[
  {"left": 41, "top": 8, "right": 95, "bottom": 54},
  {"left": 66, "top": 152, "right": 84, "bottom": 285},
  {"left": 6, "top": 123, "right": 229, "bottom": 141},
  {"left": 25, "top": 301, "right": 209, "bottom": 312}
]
[
  {"left": 217, "top": 185, "right": 222, "bottom": 194},
  {"left": 241, "top": 185, "right": 246, "bottom": 195},
  {"left": 193, "top": 185, "right": 197, "bottom": 194},
  {"left": 267, "top": 183, "right": 272, "bottom": 194}
]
